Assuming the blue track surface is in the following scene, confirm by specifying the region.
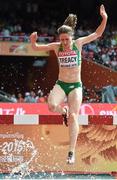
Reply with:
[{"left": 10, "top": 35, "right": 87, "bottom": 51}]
[{"left": 0, "top": 173, "right": 115, "bottom": 179}]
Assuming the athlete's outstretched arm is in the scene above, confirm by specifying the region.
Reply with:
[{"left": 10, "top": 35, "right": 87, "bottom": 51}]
[
  {"left": 30, "top": 32, "right": 58, "bottom": 51},
  {"left": 76, "top": 5, "right": 108, "bottom": 46}
]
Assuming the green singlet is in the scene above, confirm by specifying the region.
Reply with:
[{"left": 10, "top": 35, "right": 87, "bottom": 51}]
[{"left": 58, "top": 42, "right": 81, "bottom": 68}]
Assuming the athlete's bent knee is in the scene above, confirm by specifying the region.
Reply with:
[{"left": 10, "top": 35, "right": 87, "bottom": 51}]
[
  {"left": 69, "top": 113, "right": 77, "bottom": 122},
  {"left": 48, "top": 102, "right": 57, "bottom": 112}
]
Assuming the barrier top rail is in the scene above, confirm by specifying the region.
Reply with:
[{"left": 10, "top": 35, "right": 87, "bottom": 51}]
[{"left": 0, "top": 114, "right": 117, "bottom": 125}]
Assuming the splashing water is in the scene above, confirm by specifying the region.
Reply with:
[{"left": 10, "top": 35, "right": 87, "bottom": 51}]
[{"left": 5, "top": 145, "right": 37, "bottom": 179}]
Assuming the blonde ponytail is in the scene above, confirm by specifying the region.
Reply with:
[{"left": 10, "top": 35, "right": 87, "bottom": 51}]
[
  {"left": 57, "top": 13, "right": 77, "bottom": 36},
  {"left": 64, "top": 14, "right": 77, "bottom": 30}
]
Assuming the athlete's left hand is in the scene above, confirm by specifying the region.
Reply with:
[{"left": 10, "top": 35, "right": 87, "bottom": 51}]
[{"left": 100, "top": 4, "right": 108, "bottom": 20}]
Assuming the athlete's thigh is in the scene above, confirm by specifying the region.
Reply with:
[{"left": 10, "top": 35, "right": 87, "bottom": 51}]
[
  {"left": 68, "top": 87, "right": 83, "bottom": 114},
  {"left": 48, "top": 84, "right": 66, "bottom": 105}
]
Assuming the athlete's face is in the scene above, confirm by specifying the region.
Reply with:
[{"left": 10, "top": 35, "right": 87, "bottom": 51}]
[{"left": 59, "top": 33, "right": 72, "bottom": 49}]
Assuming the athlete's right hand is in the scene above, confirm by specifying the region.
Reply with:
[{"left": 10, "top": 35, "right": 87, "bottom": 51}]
[{"left": 30, "top": 32, "right": 38, "bottom": 43}]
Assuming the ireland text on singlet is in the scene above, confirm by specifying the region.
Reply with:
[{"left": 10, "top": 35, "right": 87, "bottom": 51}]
[{"left": 58, "top": 43, "right": 81, "bottom": 68}]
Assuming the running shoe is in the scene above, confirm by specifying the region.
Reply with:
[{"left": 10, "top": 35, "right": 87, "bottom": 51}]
[
  {"left": 62, "top": 106, "right": 68, "bottom": 127},
  {"left": 67, "top": 151, "right": 75, "bottom": 164}
]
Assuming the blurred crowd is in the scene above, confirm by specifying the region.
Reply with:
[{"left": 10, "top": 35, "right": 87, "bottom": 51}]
[
  {"left": 82, "top": 26, "right": 117, "bottom": 71},
  {"left": 0, "top": 89, "right": 48, "bottom": 103},
  {"left": 83, "top": 85, "right": 117, "bottom": 103}
]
